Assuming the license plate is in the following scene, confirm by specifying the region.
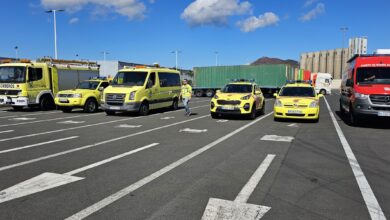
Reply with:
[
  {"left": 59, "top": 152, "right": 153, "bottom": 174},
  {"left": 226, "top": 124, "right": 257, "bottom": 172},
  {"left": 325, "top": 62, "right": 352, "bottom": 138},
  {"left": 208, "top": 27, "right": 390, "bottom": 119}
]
[
  {"left": 221, "top": 106, "right": 235, "bottom": 110},
  {"left": 110, "top": 106, "right": 121, "bottom": 110},
  {"left": 378, "top": 111, "right": 390, "bottom": 117},
  {"left": 288, "top": 110, "right": 302, "bottom": 114},
  {"left": 59, "top": 98, "right": 68, "bottom": 103}
]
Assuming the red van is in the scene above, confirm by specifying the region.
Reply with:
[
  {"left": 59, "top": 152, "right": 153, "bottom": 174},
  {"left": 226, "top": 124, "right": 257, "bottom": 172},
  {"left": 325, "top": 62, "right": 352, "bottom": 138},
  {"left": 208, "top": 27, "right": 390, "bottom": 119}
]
[{"left": 340, "top": 54, "right": 390, "bottom": 125}]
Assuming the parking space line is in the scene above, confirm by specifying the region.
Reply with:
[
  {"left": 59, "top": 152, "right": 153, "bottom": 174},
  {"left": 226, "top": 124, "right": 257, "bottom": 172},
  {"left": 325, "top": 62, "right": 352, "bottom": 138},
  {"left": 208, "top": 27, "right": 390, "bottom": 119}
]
[
  {"left": 324, "top": 97, "right": 386, "bottom": 220},
  {"left": 0, "top": 111, "right": 60, "bottom": 119},
  {"left": 0, "top": 136, "right": 79, "bottom": 154},
  {"left": 0, "top": 104, "right": 210, "bottom": 143},
  {"left": 65, "top": 112, "right": 273, "bottom": 220},
  {"left": 0, "top": 115, "right": 209, "bottom": 172},
  {"left": 0, "top": 113, "right": 105, "bottom": 128},
  {"left": 0, "top": 130, "right": 14, "bottom": 134}
]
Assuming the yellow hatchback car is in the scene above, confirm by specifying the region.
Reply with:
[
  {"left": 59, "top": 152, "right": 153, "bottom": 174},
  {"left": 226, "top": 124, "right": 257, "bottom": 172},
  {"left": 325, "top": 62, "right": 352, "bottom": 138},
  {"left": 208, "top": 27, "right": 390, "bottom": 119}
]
[
  {"left": 55, "top": 78, "right": 110, "bottom": 113},
  {"left": 210, "top": 80, "right": 265, "bottom": 119},
  {"left": 273, "top": 81, "right": 323, "bottom": 122}
]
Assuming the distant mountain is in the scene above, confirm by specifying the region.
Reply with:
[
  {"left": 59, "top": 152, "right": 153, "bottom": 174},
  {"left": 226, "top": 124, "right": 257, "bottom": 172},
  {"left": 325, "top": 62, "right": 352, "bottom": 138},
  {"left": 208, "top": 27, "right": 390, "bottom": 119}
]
[{"left": 251, "top": 56, "right": 299, "bottom": 67}]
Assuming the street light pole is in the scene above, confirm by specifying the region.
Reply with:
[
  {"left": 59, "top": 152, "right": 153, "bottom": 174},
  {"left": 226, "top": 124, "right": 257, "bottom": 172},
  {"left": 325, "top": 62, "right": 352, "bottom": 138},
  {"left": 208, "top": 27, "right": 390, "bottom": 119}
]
[
  {"left": 171, "top": 50, "right": 182, "bottom": 70},
  {"left": 14, "top": 46, "right": 18, "bottom": 59},
  {"left": 101, "top": 51, "right": 110, "bottom": 76},
  {"left": 46, "top": 9, "right": 64, "bottom": 59},
  {"left": 340, "top": 27, "right": 348, "bottom": 49},
  {"left": 214, "top": 51, "right": 219, "bottom": 66}
]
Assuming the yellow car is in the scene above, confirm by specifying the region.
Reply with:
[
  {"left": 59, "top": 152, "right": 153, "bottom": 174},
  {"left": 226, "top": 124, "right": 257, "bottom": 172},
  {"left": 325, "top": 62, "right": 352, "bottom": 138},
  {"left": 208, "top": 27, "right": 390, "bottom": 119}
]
[
  {"left": 210, "top": 80, "right": 265, "bottom": 119},
  {"left": 55, "top": 78, "right": 110, "bottom": 113},
  {"left": 273, "top": 81, "right": 323, "bottom": 122}
]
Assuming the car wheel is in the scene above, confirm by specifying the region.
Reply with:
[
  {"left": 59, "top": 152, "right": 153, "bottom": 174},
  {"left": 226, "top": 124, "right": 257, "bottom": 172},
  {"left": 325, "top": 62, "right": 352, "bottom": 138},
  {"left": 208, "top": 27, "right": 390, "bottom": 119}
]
[
  {"left": 211, "top": 112, "right": 219, "bottom": 119},
  {"left": 195, "top": 90, "right": 203, "bottom": 97},
  {"left": 84, "top": 99, "right": 98, "bottom": 113},
  {"left": 320, "top": 89, "right": 326, "bottom": 95},
  {"left": 249, "top": 105, "right": 256, "bottom": 120},
  {"left": 139, "top": 102, "right": 149, "bottom": 116},
  {"left": 171, "top": 98, "right": 179, "bottom": 110},
  {"left": 260, "top": 101, "right": 265, "bottom": 115},
  {"left": 339, "top": 101, "right": 345, "bottom": 115},
  {"left": 349, "top": 105, "right": 360, "bottom": 126},
  {"left": 40, "top": 95, "right": 55, "bottom": 111},
  {"left": 205, "top": 89, "right": 214, "bottom": 97}
]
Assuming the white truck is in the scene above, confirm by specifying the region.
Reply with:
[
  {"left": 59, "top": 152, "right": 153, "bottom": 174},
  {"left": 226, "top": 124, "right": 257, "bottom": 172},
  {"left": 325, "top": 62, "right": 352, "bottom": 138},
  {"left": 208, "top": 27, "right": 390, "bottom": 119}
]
[{"left": 311, "top": 72, "right": 332, "bottom": 95}]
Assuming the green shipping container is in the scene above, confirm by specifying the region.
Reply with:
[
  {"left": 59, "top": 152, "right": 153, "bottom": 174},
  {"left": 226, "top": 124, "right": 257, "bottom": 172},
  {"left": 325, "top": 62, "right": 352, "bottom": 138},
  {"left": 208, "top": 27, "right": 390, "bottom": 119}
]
[{"left": 193, "top": 64, "right": 296, "bottom": 90}]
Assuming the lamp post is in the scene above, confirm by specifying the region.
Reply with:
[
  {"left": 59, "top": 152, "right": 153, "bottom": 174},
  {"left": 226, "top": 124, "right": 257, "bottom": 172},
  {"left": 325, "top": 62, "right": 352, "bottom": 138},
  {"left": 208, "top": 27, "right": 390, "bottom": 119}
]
[
  {"left": 340, "top": 27, "right": 348, "bottom": 77},
  {"left": 101, "top": 51, "right": 110, "bottom": 76},
  {"left": 214, "top": 51, "right": 219, "bottom": 66},
  {"left": 171, "top": 50, "right": 181, "bottom": 70},
  {"left": 340, "top": 27, "right": 348, "bottom": 49},
  {"left": 14, "top": 46, "right": 18, "bottom": 59},
  {"left": 46, "top": 9, "right": 65, "bottom": 59}
]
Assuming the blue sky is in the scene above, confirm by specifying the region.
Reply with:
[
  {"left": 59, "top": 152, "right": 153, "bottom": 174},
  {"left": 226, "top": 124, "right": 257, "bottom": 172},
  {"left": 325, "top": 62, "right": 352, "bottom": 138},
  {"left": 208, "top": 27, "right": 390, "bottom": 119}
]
[{"left": 0, "top": 0, "right": 389, "bottom": 69}]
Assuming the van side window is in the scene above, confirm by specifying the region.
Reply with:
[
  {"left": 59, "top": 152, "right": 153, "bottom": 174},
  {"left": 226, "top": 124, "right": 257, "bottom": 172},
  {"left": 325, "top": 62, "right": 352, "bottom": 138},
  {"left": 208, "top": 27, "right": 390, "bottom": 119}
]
[
  {"left": 159, "top": 72, "right": 180, "bottom": 87},
  {"left": 147, "top": 72, "right": 156, "bottom": 88},
  {"left": 28, "top": 68, "right": 43, "bottom": 81}
]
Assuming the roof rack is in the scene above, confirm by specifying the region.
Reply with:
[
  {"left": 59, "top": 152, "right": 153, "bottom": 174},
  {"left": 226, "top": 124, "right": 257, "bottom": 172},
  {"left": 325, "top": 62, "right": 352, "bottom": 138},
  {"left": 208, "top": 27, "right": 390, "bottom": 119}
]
[{"left": 36, "top": 57, "right": 100, "bottom": 69}]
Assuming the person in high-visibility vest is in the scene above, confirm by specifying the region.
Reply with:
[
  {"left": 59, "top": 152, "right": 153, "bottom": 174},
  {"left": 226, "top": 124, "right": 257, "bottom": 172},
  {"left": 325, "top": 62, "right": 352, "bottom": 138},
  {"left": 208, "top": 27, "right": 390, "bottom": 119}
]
[{"left": 180, "top": 79, "right": 192, "bottom": 116}]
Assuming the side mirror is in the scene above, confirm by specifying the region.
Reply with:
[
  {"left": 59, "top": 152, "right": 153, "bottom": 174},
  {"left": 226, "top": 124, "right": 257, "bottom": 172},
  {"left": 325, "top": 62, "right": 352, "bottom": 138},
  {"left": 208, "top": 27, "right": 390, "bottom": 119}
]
[
  {"left": 273, "top": 93, "right": 278, "bottom": 97},
  {"left": 98, "top": 87, "right": 104, "bottom": 91},
  {"left": 346, "top": 79, "right": 353, "bottom": 87}
]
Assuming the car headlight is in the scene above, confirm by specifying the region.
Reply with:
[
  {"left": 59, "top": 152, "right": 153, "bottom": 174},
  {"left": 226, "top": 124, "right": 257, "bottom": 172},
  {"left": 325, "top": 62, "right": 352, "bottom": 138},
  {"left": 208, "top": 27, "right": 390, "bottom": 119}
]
[
  {"left": 213, "top": 94, "right": 219, "bottom": 99},
  {"left": 129, "top": 91, "right": 136, "bottom": 100},
  {"left": 74, "top": 93, "right": 82, "bottom": 98},
  {"left": 354, "top": 92, "right": 369, "bottom": 99},
  {"left": 309, "top": 101, "right": 319, "bottom": 108},
  {"left": 274, "top": 99, "right": 282, "bottom": 107},
  {"left": 241, "top": 94, "right": 251, "bottom": 100}
]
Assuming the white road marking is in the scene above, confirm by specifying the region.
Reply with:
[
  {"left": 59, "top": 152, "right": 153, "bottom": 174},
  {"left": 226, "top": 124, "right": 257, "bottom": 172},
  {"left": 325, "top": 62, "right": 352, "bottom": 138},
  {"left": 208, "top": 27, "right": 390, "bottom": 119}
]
[
  {"left": 260, "top": 135, "right": 294, "bottom": 142},
  {"left": 0, "top": 143, "right": 159, "bottom": 204},
  {"left": 287, "top": 123, "right": 298, "bottom": 127},
  {"left": 324, "top": 97, "right": 386, "bottom": 220},
  {"left": 216, "top": 120, "right": 229, "bottom": 123},
  {"left": 0, "top": 136, "right": 79, "bottom": 154},
  {"left": 57, "top": 120, "right": 85, "bottom": 124},
  {"left": 179, "top": 128, "right": 208, "bottom": 133},
  {"left": 8, "top": 117, "right": 36, "bottom": 121},
  {"left": 0, "top": 113, "right": 103, "bottom": 128},
  {"left": 65, "top": 112, "right": 273, "bottom": 220},
  {"left": 0, "top": 104, "right": 210, "bottom": 142},
  {"left": 0, "top": 115, "right": 209, "bottom": 172},
  {"left": 0, "top": 130, "right": 14, "bottom": 134},
  {"left": 160, "top": 116, "right": 175, "bottom": 120},
  {"left": 202, "top": 154, "right": 275, "bottom": 220},
  {"left": 115, "top": 124, "right": 142, "bottom": 128},
  {"left": 0, "top": 111, "right": 60, "bottom": 119}
]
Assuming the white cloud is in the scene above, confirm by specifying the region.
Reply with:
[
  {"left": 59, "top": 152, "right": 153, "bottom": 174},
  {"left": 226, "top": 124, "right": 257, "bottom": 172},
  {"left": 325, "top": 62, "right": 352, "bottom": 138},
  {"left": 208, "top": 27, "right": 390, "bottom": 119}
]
[
  {"left": 41, "top": 0, "right": 146, "bottom": 20},
  {"left": 181, "top": 0, "right": 252, "bottom": 26},
  {"left": 300, "top": 3, "right": 325, "bottom": 22},
  {"left": 69, "top": 17, "right": 79, "bottom": 24},
  {"left": 237, "top": 12, "right": 279, "bottom": 32},
  {"left": 303, "top": 0, "right": 318, "bottom": 8}
]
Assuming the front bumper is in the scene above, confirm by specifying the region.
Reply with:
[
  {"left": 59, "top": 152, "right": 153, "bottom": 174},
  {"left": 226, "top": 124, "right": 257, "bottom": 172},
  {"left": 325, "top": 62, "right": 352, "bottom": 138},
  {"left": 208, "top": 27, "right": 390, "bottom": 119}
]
[
  {"left": 210, "top": 100, "right": 253, "bottom": 115},
  {"left": 274, "top": 106, "right": 319, "bottom": 119},
  {"left": 55, "top": 97, "right": 84, "bottom": 107},
  {"left": 0, "top": 96, "right": 28, "bottom": 106},
  {"left": 352, "top": 98, "right": 390, "bottom": 117},
  {"left": 101, "top": 102, "right": 141, "bottom": 112}
]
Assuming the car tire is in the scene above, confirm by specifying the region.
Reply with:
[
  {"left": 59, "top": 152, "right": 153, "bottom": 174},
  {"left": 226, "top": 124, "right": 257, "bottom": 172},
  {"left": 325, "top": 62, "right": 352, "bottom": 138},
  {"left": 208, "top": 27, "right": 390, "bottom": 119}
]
[
  {"left": 139, "top": 102, "right": 149, "bottom": 116},
  {"left": 339, "top": 101, "right": 345, "bottom": 115},
  {"left": 61, "top": 107, "right": 72, "bottom": 113},
  {"left": 105, "top": 110, "right": 115, "bottom": 116},
  {"left": 195, "top": 90, "right": 203, "bottom": 97},
  {"left": 349, "top": 105, "right": 360, "bottom": 126},
  {"left": 320, "top": 89, "right": 326, "bottom": 95},
  {"left": 211, "top": 112, "right": 219, "bottom": 119},
  {"left": 274, "top": 117, "right": 281, "bottom": 122},
  {"left": 205, "top": 89, "right": 214, "bottom": 97},
  {"left": 260, "top": 101, "right": 265, "bottom": 115},
  {"left": 249, "top": 105, "right": 256, "bottom": 120},
  {"left": 12, "top": 106, "right": 23, "bottom": 111},
  {"left": 40, "top": 95, "right": 55, "bottom": 111},
  {"left": 171, "top": 98, "right": 179, "bottom": 110},
  {"left": 84, "top": 98, "right": 98, "bottom": 113}
]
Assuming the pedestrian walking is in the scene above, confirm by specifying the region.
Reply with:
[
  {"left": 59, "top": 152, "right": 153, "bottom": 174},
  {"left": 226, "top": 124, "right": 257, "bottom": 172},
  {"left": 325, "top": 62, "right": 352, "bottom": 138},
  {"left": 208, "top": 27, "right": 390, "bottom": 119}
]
[{"left": 180, "top": 79, "right": 192, "bottom": 116}]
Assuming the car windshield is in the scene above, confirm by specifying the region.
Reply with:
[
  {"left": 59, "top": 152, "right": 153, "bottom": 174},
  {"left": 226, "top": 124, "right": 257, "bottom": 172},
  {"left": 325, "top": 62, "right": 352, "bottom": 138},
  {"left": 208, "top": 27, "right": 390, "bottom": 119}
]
[
  {"left": 222, "top": 84, "right": 252, "bottom": 93},
  {"left": 0, "top": 66, "right": 26, "bottom": 83},
  {"left": 356, "top": 67, "right": 390, "bottom": 85},
  {"left": 111, "top": 71, "right": 148, "bottom": 86},
  {"left": 279, "top": 87, "right": 316, "bottom": 97},
  {"left": 77, "top": 81, "right": 100, "bottom": 90}
]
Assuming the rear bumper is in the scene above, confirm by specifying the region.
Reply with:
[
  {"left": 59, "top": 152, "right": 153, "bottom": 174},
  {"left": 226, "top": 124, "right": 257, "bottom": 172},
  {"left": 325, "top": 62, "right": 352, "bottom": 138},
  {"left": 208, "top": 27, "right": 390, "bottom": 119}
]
[{"left": 101, "top": 102, "right": 141, "bottom": 112}]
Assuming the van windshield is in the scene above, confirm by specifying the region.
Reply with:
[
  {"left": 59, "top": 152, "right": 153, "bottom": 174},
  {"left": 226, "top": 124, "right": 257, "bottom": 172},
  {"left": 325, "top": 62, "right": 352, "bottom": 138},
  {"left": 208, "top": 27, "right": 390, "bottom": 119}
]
[
  {"left": 111, "top": 71, "right": 148, "bottom": 86},
  {"left": 0, "top": 66, "right": 26, "bottom": 83},
  {"left": 357, "top": 67, "right": 390, "bottom": 85}
]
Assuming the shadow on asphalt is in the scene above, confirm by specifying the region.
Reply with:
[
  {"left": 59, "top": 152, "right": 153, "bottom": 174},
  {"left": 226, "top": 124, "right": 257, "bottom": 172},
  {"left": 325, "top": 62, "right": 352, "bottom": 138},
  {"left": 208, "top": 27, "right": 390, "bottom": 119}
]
[{"left": 335, "top": 110, "right": 390, "bottom": 129}]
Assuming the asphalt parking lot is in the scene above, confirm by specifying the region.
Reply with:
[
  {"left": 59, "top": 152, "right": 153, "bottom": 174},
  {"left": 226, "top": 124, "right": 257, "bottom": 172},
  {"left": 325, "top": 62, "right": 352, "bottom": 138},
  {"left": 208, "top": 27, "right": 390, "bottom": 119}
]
[{"left": 0, "top": 93, "right": 389, "bottom": 220}]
